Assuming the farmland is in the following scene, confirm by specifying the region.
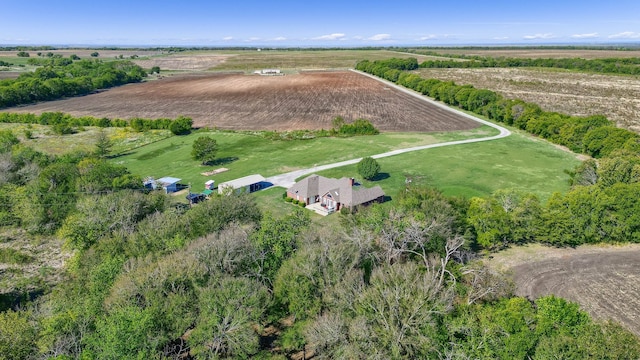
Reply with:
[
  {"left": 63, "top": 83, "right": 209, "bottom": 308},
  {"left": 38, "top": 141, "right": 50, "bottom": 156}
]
[
  {"left": 486, "top": 243, "right": 640, "bottom": 336},
  {"left": 6, "top": 71, "right": 481, "bottom": 132},
  {"left": 415, "top": 67, "right": 640, "bottom": 131},
  {"left": 411, "top": 48, "right": 640, "bottom": 59}
]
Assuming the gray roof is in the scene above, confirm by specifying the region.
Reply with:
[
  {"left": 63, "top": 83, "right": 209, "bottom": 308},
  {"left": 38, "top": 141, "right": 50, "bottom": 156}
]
[
  {"left": 218, "top": 174, "right": 265, "bottom": 190},
  {"left": 289, "top": 175, "right": 384, "bottom": 208},
  {"left": 157, "top": 177, "right": 181, "bottom": 186},
  {"left": 351, "top": 186, "right": 385, "bottom": 207}
]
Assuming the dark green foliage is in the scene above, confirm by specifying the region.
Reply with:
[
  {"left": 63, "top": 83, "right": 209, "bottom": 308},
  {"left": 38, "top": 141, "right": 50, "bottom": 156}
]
[
  {"left": 168, "top": 115, "right": 193, "bottom": 135},
  {"left": 357, "top": 156, "right": 380, "bottom": 180},
  {"left": 417, "top": 54, "right": 640, "bottom": 76},
  {"left": 191, "top": 136, "right": 218, "bottom": 165},
  {"left": 0, "top": 310, "right": 38, "bottom": 360},
  {"left": 468, "top": 190, "right": 542, "bottom": 250},
  {"left": 0, "top": 130, "right": 19, "bottom": 153},
  {"left": 0, "top": 60, "right": 146, "bottom": 108},
  {"left": 94, "top": 129, "right": 112, "bottom": 158},
  {"left": 251, "top": 209, "right": 310, "bottom": 284},
  {"left": 0, "top": 248, "right": 33, "bottom": 264},
  {"left": 16, "top": 51, "right": 29, "bottom": 57}
]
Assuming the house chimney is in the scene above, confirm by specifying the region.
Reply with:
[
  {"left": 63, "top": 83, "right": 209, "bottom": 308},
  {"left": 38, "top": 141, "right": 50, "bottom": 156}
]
[{"left": 350, "top": 177, "right": 355, "bottom": 186}]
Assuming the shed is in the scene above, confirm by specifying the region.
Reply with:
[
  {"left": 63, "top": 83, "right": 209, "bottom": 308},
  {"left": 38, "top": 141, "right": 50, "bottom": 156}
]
[
  {"left": 157, "top": 176, "right": 181, "bottom": 193},
  {"left": 205, "top": 180, "right": 215, "bottom": 190},
  {"left": 186, "top": 193, "right": 206, "bottom": 205},
  {"left": 218, "top": 174, "right": 266, "bottom": 194}
]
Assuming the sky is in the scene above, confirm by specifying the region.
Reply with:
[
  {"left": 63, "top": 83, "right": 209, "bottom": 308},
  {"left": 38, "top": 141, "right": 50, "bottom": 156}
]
[{"left": 2, "top": 0, "right": 640, "bottom": 46}]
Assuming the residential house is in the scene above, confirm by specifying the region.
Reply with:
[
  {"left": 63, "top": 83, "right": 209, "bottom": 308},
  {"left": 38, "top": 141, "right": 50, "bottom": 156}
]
[{"left": 287, "top": 174, "right": 385, "bottom": 211}]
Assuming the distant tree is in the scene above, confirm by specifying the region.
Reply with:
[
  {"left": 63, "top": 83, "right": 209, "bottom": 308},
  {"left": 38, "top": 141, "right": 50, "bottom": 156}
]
[
  {"left": 168, "top": 116, "right": 193, "bottom": 135},
  {"left": 191, "top": 136, "right": 218, "bottom": 165},
  {"left": 94, "top": 129, "right": 112, "bottom": 158},
  {"left": 0, "top": 130, "right": 19, "bottom": 153},
  {"left": 16, "top": 51, "right": 30, "bottom": 57},
  {"left": 70, "top": 54, "right": 80, "bottom": 60},
  {"left": 90, "top": 51, "right": 99, "bottom": 57},
  {"left": 150, "top": 66, "right": 160, "bottom": 74},
  {"left": 357, "top": 156, "right": 380, "bottom": 180}
]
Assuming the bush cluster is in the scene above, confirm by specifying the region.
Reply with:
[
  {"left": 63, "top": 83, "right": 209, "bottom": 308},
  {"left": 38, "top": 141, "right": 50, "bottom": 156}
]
[{"left": 0, "top": 59, "right": 147, "bottom": 108}]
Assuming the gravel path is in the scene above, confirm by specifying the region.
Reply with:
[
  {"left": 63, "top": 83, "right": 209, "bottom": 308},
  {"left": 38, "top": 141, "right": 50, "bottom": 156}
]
[{"left": 265, "top": 70, "right": 511, "bottom": 188}]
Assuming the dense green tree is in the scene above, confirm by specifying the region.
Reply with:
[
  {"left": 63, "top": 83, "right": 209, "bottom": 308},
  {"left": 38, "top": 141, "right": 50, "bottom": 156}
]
[
  {"left": 0, "top": 130, "right": 19, "bottom": 153},
  {"left": 191, "top": 136, "right": 218, "bottom": 165},
  {"left": 189, "top": 277, "right": 269, "bottom": 359},
  {"left": 0, "top": 310, "right": 37, "bottom": 360},
  {"left": 94, "top": 129, "right": 112, "bottom": 158},
  {"left": 168, "top": 115, "right": 193, "bottom": 135},
  {"left": 357, "top": 156, "right": 380, "bottom": 180}
]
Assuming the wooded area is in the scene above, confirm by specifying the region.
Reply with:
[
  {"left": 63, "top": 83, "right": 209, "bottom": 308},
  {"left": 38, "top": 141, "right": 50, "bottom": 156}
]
[{"left": 1, "top": 52, "right": 640, "bottom": 359}]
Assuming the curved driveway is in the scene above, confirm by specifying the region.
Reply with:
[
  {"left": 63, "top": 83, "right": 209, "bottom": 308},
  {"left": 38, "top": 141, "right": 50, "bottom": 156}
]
[{"left": 266, "top": 70, "right": 511, "bottom": 188}]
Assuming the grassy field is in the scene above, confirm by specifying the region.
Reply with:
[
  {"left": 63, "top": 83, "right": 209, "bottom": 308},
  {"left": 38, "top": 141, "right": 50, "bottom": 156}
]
[
  {"left": 113, "top": 123, "right": 578, "bottom": 206},
  {"left": 112, "top": 126, "right": 496, "bottom": 190},
  {"left": 315, "top": 129, "right": 580, "bottom": 201},
  {"left": 207, "top": 49, "right": 453, "bottom": 72},
  {"left": 0, "top": 123, "right": 173, "bottom": 155}
]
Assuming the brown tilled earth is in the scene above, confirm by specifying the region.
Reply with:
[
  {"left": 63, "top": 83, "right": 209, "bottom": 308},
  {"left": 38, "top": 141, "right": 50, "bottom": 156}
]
[
  {"left": 416, "top": 67, "right": 640, "bottom": 132},
  {"left": 5, "top": 71, "right": 481, "bottom": 132},
  {"left": 486, "top": 243, "right": 640, "bottom": 336}
]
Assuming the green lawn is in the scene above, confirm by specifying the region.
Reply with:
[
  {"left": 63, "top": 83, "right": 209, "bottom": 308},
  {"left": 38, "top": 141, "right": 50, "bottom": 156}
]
[
  {"left": 111, "top": 127, "right": 496, "bottom": 192},
  {"left": 316, "top": 130, "right": 580, "bottom": 202}
]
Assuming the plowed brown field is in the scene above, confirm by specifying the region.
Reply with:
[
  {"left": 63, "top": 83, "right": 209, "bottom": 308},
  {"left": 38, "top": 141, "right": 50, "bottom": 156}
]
[
  {"left": 486, "top": 244, "right": 640, "bottom": 335},
  {"left": 4, "top": 71, "right": 480, "bottom": 132}
]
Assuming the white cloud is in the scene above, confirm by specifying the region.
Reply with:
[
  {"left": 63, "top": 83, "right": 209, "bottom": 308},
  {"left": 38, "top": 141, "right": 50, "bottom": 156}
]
[
  {"left": 368, "top": 33, "right": 391, "bottom": 41},
  {"left": 313, "top": 33, "right": 346, "bottom": 41},
  {"left": 222, "top": 36, "right": 233, "bottom": 41},
  {"left": 244, "top": 37, "right": 261, "bottom": 42},
  {"left": 571, "top": 33, "right": 598, "bottom": 39},
  {"left": 493, "top": 36, "right": 510, "bottom": 40},
  {"left": 272, "top": 36, "right": 287, "bottom": 41},
  {"left": 523, "top": 33, "right": 555, "bottom": 40},
  {"left": 419, "top": 35, "right": 438, "bottom": 41},
  {"left": 352, "top": 35, "right": 364, "bottom": 40},
  {"left": 609, "top": 31, "right": 640, "bottom": 39}
]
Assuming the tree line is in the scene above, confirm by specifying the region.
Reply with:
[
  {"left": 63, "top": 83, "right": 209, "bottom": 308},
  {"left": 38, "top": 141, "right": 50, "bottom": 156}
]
[
  {"left": 0, "top": 112, "right": 193, "bottom": 135},
  {"left": 356, "top": 57, "right": 640, "bottom": 250},
  {"left": 356, "top": 58, "right": 640, "bottom": 158},
  {"left": 1, "top": 135, "right": 637, "bottom": 358},
  {"left": 417, "top": 56, "right": 640, "bottom": 75},
  {"left": 0, "top": 59, "right": 147, "bottom": 108}
]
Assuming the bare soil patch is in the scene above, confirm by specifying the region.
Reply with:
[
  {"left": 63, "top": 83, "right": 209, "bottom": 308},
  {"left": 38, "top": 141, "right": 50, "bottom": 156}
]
[
  {"left": 416, "top": 67, "right": 640, "bottom": 132},
  {"left": 133, "top": 54, "right": 235, "bottom": 71},
  {"left": 4, "top": 71, "right": 481, "bottom": 132},
  {"left": 486, "top": 243, "right": 640, "bottom": 335}
]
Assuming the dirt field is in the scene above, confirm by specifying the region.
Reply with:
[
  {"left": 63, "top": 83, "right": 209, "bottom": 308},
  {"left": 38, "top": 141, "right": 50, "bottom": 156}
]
[
  {"left": 133, "top": 54, "right": 234, "bottom": 71},
  {"left": 3, "top": 71, "right": 481, "bottom": 132},
  {"left": 416, "top": 68, "right": 640, "bottom": 132},
  {"left": 422, "top": 49, "right": 640, "bottom": 59},
  {"left": 486, "top": 243, "right": 640, "bottom": 335}
]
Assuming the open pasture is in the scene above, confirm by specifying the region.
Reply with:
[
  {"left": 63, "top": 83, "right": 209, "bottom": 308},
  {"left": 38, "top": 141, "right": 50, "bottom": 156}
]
[
  {"left": 6, "top": 70, "right": 481, "bottom": 132},
  {"left": 487, "top": 243, "right": 640, "bottom": 336},
  {"left": 416, "top": 67, "right": 640, "bottom": 132},
  {"left": 207, "top": 49, "right": 451, "bottom": 71}
]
